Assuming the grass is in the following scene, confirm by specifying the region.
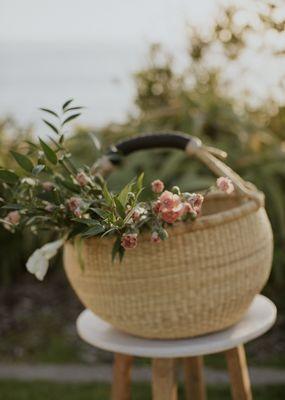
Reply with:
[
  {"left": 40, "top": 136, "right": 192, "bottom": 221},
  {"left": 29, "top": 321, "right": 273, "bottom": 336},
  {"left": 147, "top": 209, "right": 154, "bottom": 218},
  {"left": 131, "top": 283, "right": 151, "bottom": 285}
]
[{"left": 0, "top": 381, "right": 284, "bottom": 400}]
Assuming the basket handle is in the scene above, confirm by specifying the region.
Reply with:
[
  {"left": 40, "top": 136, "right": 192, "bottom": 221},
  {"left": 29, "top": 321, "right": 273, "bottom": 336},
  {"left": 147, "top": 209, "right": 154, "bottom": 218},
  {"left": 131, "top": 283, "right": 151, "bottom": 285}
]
[{"left": 94, "top": 132, "right": 262, "bottom": 205}]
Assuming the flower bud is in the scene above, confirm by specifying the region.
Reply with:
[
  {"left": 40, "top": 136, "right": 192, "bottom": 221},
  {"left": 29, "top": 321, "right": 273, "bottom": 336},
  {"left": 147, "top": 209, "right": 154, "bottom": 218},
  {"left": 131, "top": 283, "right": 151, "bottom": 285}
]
[
  {"left": 158, "top": 228, "right": 169, "bottom": 240},
  {"left": 171, "top": 186, "right": 180, "bottom": 195},
  {"left": 151, "top": 179, "right": 164, "bottom": 194},
  {"left": 127, "top": 192, "right": 135, "bottom": 201}
]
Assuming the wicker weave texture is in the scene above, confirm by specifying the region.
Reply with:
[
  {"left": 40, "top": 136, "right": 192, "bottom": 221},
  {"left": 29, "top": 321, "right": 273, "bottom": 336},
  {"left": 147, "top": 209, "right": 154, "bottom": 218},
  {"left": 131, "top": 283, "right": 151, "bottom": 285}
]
[{"left": 64, "top": 201, "right": 273, "bottom": 339}]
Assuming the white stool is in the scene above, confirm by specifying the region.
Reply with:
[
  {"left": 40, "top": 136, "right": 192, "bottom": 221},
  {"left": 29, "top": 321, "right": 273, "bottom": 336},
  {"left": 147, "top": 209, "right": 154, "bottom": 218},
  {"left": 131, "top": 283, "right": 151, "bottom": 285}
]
[{"left": 76, "top": 294, "right": 276, "bottom": 400}]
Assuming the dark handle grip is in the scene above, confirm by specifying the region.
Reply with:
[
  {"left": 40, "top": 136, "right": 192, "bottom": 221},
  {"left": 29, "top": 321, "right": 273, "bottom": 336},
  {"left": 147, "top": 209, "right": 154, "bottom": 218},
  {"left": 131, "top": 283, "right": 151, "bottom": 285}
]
[{"left": 107, "top": 132, "right": 201, "bottom": 162}]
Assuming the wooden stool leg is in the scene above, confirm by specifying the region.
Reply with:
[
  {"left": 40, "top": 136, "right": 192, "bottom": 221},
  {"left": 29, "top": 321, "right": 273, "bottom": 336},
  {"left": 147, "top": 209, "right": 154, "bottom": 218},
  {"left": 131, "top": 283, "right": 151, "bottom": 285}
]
[
  {"left": 225, "top": 345, "right": 252, "bottom": 400},
  {"left": 111, "top": 353, "right": 133, "bottom": 400},
  {"left": 183, "top": 356, "right": 206, "bottom": 400},
  {"left": 152, "top": 358, "right": 177, "bottom": 400}
]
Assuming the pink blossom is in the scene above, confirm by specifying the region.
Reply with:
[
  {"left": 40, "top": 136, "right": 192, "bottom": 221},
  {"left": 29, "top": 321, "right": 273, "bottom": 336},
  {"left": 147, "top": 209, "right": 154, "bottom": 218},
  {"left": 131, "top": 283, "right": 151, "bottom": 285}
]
[
  {"left": 216, "top": 177, "right": 234, "bottom": 194},
  {"left": 161, "top": 202, "right": 184, "bottom": 224},
  {"left": 161, "top": 209, "right": 183, "bottom": 224},
  {"left": 188, "top": 193, "right": 204, "bottom": 215},
  {"left": 76, "top": 172, "right": 89, "bottom": 187},
  {"left": 158, "top": 191, "right": 181, "bottom": 211},
  {"left": 6, "top": 210, "right": 20, "bottom": 225},
  {"left": 151, "top": 179, "right": 165, "bottom": 194},
  {"left": 42, "top": 181, "right": 54, "bottom": 191},
  {"left": 151, "top": 231, "right": 161, "bottom": 243},
  {"left": 4, "top": 210, "right": 20, "bottom": 231},
  {"left": 67, "top": 197, "right": 82, "bottom": 214},
  {"left": 121, "top": 233, "right": 138, "bottom": 250},
  {"left": 156, "top": 190, "right": 185, "bottom": 223}
]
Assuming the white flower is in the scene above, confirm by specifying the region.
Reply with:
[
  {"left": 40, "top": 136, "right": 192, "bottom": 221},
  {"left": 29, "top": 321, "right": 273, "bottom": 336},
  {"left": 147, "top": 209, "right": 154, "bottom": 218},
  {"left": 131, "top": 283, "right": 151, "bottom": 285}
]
[
  {"left": 26, "top": 239, "right": 64, "bottom": 281},
  {"left": 26, "top": 250, "right": 49, "bottom": 281},
  {"left": 40, "top": 239, "right": 64, "bottom": 258},
  {"left": 21, "top": 177, "right": 36, "bottom": 186}
]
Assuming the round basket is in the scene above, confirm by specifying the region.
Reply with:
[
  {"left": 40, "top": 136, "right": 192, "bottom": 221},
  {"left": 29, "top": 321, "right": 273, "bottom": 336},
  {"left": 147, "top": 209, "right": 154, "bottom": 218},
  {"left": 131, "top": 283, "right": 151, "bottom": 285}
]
[{"left": 64, "top": 132, "right": 273, "bottom": 339}]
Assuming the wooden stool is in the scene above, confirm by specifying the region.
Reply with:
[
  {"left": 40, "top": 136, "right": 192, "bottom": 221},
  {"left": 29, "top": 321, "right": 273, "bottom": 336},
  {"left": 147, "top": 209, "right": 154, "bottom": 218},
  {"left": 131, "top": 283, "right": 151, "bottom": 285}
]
[{"left": 77, "top": 295, "right": 276, "bottom": 400}]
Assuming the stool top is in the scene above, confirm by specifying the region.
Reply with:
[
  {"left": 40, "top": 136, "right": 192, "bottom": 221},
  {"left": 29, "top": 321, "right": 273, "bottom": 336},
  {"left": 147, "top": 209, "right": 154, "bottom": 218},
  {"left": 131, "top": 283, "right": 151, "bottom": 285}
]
[{"left": 76, "top": 295, "right": 276, "bottom": 358}]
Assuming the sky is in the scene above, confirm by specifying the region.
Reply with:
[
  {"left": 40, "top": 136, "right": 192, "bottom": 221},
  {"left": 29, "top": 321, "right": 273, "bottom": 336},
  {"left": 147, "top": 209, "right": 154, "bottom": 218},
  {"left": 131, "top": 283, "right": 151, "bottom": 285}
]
[
  {"left": 1, "top": 0, "right": 284, "bottom": 128},
  {"left": 0, "top": 0, "right": 215, "bottom": 46},
  {"left": 0, "top": 0, "right": 218, "bottom": 127}
]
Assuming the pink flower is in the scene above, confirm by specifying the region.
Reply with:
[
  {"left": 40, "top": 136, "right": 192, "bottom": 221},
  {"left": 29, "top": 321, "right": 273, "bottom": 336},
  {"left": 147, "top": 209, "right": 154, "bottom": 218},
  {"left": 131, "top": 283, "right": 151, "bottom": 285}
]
[
  {"left": 121, "top": 233, "right": 138, "bottom": 250},
  {"left": 151, "top": 179, "right": 164, "bottom": 194},
  {"left": 158, "top": 191, "right": 181, "bottom": 211},
  {"left": 155, "top": 190, "right": 185, "bottom": 223},
  {"left": 6, "top": 210, "right": 20, "bottom": 225},
  {"left": 4, "top": 210, "right": 20, "bottom": 231},
  {"left": 216, "top": 177, "right": 234, "bottom": 194},
  {"left": 67, "top": 197, "right": 82, "bottom": 214},
  {"left": 188, "top": 193, "right": 204, "bottom": 215},
  {"left": 161, "top": 207, "right": 184, "bottom": 224},
  {"left": 76, "top": 172, "right": 89, "bottom": 187},
  {"left": 151, "top": 231, "right": 161, "bottom": 243},
  {"left": 42, "top": 181, "right": 54, "bottom": 192}
]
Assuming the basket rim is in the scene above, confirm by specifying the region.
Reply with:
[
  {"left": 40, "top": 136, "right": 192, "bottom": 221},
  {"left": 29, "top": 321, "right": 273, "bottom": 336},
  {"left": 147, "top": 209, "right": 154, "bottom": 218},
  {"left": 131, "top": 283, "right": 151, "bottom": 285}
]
[{"left": 66, "top": 191, "right": 264, "bottom": 246}]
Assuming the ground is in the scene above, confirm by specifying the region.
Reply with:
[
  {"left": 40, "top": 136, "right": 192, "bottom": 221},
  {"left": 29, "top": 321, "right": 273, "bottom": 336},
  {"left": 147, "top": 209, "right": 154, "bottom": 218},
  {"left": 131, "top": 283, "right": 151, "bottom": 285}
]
[{"left": 0, "top": 381, "right": 284, "bottom": 400}]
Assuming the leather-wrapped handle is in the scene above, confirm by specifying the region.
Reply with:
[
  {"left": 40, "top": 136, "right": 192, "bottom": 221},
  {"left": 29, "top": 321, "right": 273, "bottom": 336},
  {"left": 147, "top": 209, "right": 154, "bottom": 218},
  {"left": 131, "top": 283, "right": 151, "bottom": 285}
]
[
  {"left": 95, "top": 131, "right": 262, "bottom": 206},
  {"left": 107, "top": 132, "right": 200, "bottom": 161}
]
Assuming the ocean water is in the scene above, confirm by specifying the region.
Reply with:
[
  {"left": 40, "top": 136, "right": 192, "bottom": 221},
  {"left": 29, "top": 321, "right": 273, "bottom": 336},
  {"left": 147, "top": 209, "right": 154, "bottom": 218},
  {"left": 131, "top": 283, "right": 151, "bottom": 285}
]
[
  {"left": 0, "top": 41, "right": 146, "bottom": 130},
  {"left": 1, "top": 40, "right": 284, "bottom": 134}
]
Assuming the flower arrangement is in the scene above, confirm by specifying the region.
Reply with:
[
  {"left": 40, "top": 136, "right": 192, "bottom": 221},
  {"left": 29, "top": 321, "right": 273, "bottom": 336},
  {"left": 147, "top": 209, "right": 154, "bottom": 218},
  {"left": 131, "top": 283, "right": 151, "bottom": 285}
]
[{"left": 0, "top": 101, "right": 234, "bottom": 280}]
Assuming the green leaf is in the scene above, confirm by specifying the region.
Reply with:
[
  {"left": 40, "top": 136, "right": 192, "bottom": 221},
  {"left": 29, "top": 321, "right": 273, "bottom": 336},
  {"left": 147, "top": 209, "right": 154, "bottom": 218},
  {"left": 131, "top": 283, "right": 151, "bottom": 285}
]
[
  {"left": 112, "top": 236, "right": 125, "bottom": 262},
  {"left": 137, "top": 172, "right": 144, "bottom": 192},
  {"left": 0, "top": 169, "right": 19, "bottom": 184},
  {"left": 32, "top": 164, "right": 45, "bottom": 176},
  {"left": 25, "top": 140, "right": 39, "bottom": 149},
  {"left": 112, "top": 236, "right": 121, "bottom": 262},
  {"left": 62, "top": 113, "right": 81, "bottom": 126},
  {"left": 82, "top": 224, "right": 106, "bottom": 237},
  {"left": 118, "top": 181, "right": 133, "bottom": 206},
  {"left": 74, "top": 236, "right": 85, "bottom": 271},
  {"left": 65, "top": 106, "right": 84, "bottom": 112},
  {"left": 114, "top": 197, "right": 126, "bottom": 219},
  {"left": 90, "top": 207, "right": 111, "bottom": 219},
  {"left": 68, "top": 225, "right": 87, "bottom": 239},
  {"left": 1, "top": 204, "right": 22, "bottom": 210},
  {"left": 10, "top": 151, "right": 33, "bottom": 172},
  {"left": 102, "top": 184, "right": 114, "bottom": 206},
  {"left": 39, "top": 108, "right": 59, "bottom": 118},
  {"left": 48, "top": 136, "right": 62, "bottom": 151},
  {"left": 62, "top": 99, "right": 73, "bottom": 111},
  {"left": 71, "top": 218, "right": 99, "bottom": 226},
  {"left": 39, "top": 139, "right": 57, "bottom": 165},
  {"left": 59, "top": 134, "right": 65, "bottom": 144},
  {"left": 43, "top": 119, "right": 59, "bottom": 135},
  {"left": 55, "top": 177, "right": 80, "bottom": 193}
]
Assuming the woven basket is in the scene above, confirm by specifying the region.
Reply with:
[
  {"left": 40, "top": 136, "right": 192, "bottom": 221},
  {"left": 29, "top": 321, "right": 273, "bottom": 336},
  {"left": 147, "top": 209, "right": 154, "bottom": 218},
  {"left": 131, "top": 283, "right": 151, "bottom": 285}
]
[{"left": 64, "top": 133, "right": 273, "bottom": 339}]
